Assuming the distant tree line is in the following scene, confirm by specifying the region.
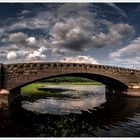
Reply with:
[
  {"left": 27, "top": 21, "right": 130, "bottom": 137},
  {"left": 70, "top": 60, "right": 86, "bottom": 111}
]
[{"left": 40, "top": 76, "right": 95, "bottom": 83}]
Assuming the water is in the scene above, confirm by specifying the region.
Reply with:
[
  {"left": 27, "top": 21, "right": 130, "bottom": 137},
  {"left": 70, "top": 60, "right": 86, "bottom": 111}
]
[
  {"left": 0, "top": 85, "right": 140, "bottom": 137},
  {"left": 23, "top": 85, "right": 106, "bottom": 115}
]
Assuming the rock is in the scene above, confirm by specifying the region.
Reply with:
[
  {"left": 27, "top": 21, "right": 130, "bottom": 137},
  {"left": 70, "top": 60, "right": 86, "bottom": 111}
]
[{"left": 0, "top": 89, "right": 10, "bottom": 94}]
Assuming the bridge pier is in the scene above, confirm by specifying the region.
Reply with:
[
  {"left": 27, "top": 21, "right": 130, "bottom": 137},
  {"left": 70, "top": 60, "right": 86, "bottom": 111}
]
[
  {"left": 0, "top": 88, "right": 21, "bottom": 110},
  {"left": 128, "top": 83, "right": 140, "bottom": 89},
  {"left": 106, "top": 86, "right": 140, "bottom": 97}
]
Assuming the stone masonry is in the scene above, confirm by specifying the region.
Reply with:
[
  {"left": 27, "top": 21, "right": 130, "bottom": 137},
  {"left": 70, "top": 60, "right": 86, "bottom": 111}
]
[
  {"left": 1, "top": 62, "right": 140, "bottom": 90},
  {"left": 0, "top": 62, "right": 140, "bottom": 108}
]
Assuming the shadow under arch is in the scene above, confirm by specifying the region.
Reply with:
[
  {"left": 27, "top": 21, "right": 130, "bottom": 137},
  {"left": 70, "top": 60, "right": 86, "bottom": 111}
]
[{"left": 11, "top": 73, "right": 128, "bottom": 91}]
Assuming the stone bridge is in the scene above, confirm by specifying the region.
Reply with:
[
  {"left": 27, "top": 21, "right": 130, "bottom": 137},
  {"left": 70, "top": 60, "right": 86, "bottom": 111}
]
[{"left": 0, "top": 62, "right": 140, "bottom": 108}]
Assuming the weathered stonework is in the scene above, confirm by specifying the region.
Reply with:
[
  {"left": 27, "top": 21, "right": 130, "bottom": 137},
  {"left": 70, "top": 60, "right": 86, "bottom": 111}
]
[
  {"left": 0, "top": 88, "right": 21, "bottom": 109},
  {"left": 0, "top": 62, "right": 140, "bottom": 109},
  {"left": 1, "top": 62, "right": 140, "bottom": 91}
]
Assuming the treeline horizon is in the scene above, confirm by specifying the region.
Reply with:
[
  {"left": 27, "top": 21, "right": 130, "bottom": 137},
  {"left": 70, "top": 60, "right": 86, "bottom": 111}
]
[{"left": 39, "top": 76, "right": 96, "bottom": 83}]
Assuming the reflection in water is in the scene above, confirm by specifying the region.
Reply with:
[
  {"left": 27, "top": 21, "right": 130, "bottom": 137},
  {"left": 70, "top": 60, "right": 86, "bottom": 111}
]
[
  {"left": 93, "top": 97, "right": 140, "bottom": 136},
  {"left": 22, "top": 85, "right": 105, "bottom": 115},
  {"left": 0, "top": 85, "right": 139, "bottom": 137}
]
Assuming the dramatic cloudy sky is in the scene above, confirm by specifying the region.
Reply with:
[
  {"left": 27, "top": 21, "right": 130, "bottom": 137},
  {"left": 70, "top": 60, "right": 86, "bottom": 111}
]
[{"left": 0, "top": 3, "right": 140, "bottom": 69}]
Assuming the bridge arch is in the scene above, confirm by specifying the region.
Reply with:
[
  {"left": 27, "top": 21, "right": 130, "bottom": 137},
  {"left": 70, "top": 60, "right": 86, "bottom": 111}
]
[
  {"left": 10, "top": 72, "right": 128, "bottom": 91},
  {"left": 0, "top": 62, "right": 140, "bottom": 109},
  {"left": 2, "top": 62, "right": 140, "bottom": 91}
]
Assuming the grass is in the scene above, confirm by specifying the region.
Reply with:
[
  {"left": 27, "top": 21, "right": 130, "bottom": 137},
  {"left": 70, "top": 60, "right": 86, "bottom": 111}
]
[
  {"left": 21, "top": 83, "right": 47, "bottom": 95},
  {"left": 21, "top": 83, "right": 61, "bottom": 99},
  {"left": 40, "top": 81, "right": 102, "bottom": 85},
  {"left": 21, "top": 82, "right": 102, "bottom": 95}
]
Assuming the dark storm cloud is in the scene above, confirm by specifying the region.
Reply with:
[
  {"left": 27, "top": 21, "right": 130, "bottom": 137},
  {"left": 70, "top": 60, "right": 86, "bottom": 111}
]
[
  {"left": 0, "top": 3, "right": 138, "bottom": 66},
  {"left": 50, "top": 17, "right": 134, "bottom": 52},
  {"left": 50, "top": 16, "right": 94, "bottom": 52},
  {"left": 92, "top": 23, "right": 135, "bottom": 48}
]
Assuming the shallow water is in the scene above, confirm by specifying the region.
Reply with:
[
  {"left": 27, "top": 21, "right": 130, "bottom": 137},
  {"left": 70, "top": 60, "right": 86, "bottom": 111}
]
[
  {"left": 0, "top": 85, "right": 139, "bottom": 137},
  {"left": 23, "top": 85, "right": 106, "bottom": 115}
]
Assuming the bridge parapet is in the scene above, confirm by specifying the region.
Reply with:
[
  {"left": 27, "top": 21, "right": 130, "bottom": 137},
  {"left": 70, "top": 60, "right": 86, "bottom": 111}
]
[{"left": 2, "top": 62, "right": 139, "bottom": 72}]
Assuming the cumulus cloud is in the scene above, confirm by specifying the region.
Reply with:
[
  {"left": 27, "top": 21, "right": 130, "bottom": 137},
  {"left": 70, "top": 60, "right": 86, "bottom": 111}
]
[
  {"left": 7, "top": 20, "right": 35, "bottom": 31},
  {"left": 2, "top": 32, "right": 26, "bottom": 44},
  {"left": 57, "top": 3, "right": 89, "bottom": 17},
  {"left": 8, "top": 32, "right": 28, "bottom": 43},
  {"left": 109, "top": 37, "right": 140, "bottom": 59},
  {"left": 3, "top": 4, "right": 135, "bottom": 48},
  {"left": 60, "top": 55, "right": 98, "bottom": 64},
  {"left": 4, "top": 3, "right": 134, "bottom": 55},
  {"left": 8, "top": 4, "right": 91, "bottom": 32},
  {"left": 50, "top": 16, "right": 94, "bottom": 52},
  {"left": 52, "top": 48, "right": 66, "bottom": 56},
  {"left": 0, "top": 32, "right": 50, "bottom": 63},
  {"left": 0, "top": 28, "right": 4, "bottom": 35},
  {"left": 49, "top": 9, "right": 134, "bottom": 53},
  {"left": 109, "top": 37, "right": 140, "bottom": 69},
  {"left": 26, "top": 37, "right": 37, "bottom": 47},
  {"left": 109, "top": 23, "right": 134, "bottom": 36},
  {"left": 26, "top": 46, "right": 47, "bottom": 61},
  {"left": 92, "top": 23, "right": 134, "bottom": 48},
  {"left": 7, "top": 12, "right": 51, "bottom": 31},
  {"left": 2, "top": 32, "right": 40, "bottom": 49},
  {"left": 7, "top": 51, "right": 17, "bottom": 60},
  {"left": 0, "top": 3, "right": 136, "bottom": 64}
]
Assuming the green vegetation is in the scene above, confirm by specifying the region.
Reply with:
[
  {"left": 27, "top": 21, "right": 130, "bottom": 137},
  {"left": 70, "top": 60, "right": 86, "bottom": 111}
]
[
  {"left": 33, "top": 114, "right": 102, "bottom": 137},
  {"left": 21, "top": 81, "right": 101, "bottom": 95},
  {"left": 21, "top": 83, "right": 71, "bottom": 98},
  {"left": 21, "top": 83, "right": 47, "bottom": 95},
  {"left": 21, "top": 77, "right": 102, "bottom": 95},
  {"left": 39, "top": 76, "right": 102, "bottom": 85},
  {"left": 42, "top": 82, "right": 102, "bottom": 85},
  {"left": 40, "top": 76, "right": 95, "bottom": 83}
]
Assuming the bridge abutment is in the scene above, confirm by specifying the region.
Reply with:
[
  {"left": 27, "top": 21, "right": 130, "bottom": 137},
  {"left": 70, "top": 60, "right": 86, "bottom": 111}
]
[
  {"left": 0, "top": 88, "right": 21, "bottom": 110},
  {"left": 106, "top": 86, "right": 140, "bottom": 97},
  {"left": 128, "top": 83, "right": 140, "bottom": 89}
]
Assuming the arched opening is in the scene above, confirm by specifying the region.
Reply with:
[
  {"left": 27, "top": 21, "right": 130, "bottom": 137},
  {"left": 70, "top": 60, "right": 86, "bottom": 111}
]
[
  {"left": 5, "top": 72, "right": 130, "bottom": 120},
  {"left": 7, "top": 72, "right": 128, "bottom": 109},
  {"left": 13, "top": 73, "right": 127, "bottom": 98},
  {"left": 21, "top": 74, "right": 102, "bottom": 96},
  {"left": 13, "top": 73, "right": 128, "bottom": 91}
]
